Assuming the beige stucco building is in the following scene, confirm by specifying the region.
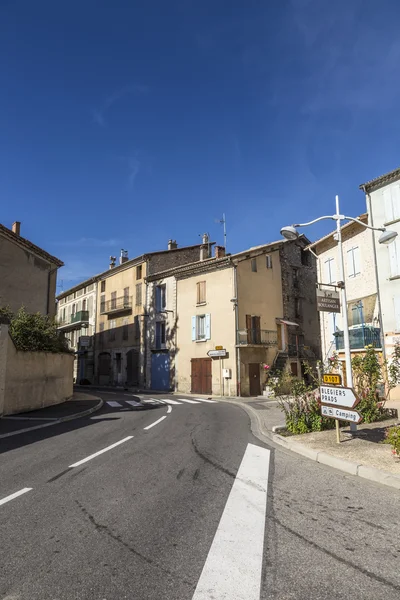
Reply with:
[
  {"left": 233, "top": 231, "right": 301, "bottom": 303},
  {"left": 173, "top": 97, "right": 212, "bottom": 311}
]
[
  {"left": 0, "top": 221, "right": 63, "bottom": 318},
  {"left": 308, "top": 214, "right": 380, "bottom": 365},
  {"left": 146, "top": 239, "right": 320, "bottom": 396}
]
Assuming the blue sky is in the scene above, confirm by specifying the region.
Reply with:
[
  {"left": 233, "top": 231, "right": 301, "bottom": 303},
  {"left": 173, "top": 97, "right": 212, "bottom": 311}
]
[{"left": 2, "top": 0, "right": 400, "bottom": 290}]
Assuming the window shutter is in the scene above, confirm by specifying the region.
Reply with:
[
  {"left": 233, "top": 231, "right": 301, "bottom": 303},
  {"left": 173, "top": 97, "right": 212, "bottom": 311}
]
[
  {"left": 196, "top": 282, "right": 200, "bottom": 304},
  {"left": 205, "top": 314, "right": 211, "bottom": 340},
  {"left": 191, "top": 316, "right": 196, "bottom": 341},
  {"left": 389, "top": 240, "right": 399, "bottom": 277},
  {"left": 346, "top": 249, "right": 354, "bottom": 277},
  {"left": 328, "top": 313, "right": 335, "bottom": 339},
  {"left": 394, "top": 297, "right": 400, "bottom": 332},
  {"left": 353, "top": 247, "right": 361, "bottom": 275},
  {"left": 383, "top": 187, "right": 394, "bottom": 223},
  {"left": 393, "top": 183, "right": 400, "bottom": 220},
  {"left": 325, "top": 258, "right": 335, "bottom": 283},
  {"left": 156, "top": 287, "right": 161, "bottom": 312}
]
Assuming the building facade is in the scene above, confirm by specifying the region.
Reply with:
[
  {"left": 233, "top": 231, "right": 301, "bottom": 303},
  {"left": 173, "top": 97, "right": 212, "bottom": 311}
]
[
  {"left": 308, "top": 214, "right": 379, "bottom": 364},
  {"left": 0, "top": 221, "right": 63, "bottom": 318},
  {"left": 57, "top": 279, "right": 98, "bottom": 383}
]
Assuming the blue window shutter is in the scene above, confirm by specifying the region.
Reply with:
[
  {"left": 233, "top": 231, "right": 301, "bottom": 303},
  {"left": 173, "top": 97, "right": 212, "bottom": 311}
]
[
  {"left": 155, "top": 287, "right": 161, "bottom": 312},
  {"left": 205, "top": 314, "right": 211, "bottom": 340},
  {"left": 191, "top": 316, "right": 196, "bottom": 341}
]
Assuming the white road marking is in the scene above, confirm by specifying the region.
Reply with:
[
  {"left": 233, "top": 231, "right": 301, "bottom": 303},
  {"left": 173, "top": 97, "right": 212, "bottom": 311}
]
[
  {"left": 192, "top": 443, "right": 270, "bottom": 600},
  {"left": 177, "top": 398, "right": 200, "bottom": 404},
  {"left": 69, "top": 437, "right": 133, "bottom": 468},
  {"left": 195, "top": 398, "right": 217, "bottom": 403},
  {"left": 167, "top": 405, "right": 172, "bottom": 414},
  {"left": 125, "top": 400, "right": 143, "bottom": 408},
  {"left": 0, "top": 488, "right": 32, "bottom": 507},
  {"left": 143, "top": 416, "right": 167, "bottom": 430},
  {"left": 159, "top": 398, "right": 182, "bottom": 405},
  {"left": 100, "top": 391, "right": 117, "bottom": 395},
  {"left": 106, "top": 401, "right": 122, "bottom": 408}
]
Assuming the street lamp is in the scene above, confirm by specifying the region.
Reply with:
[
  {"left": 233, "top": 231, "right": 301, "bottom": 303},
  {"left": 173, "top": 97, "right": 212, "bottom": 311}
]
[{"left": 280, "top": 195, "right": 397, "bottom": 433}]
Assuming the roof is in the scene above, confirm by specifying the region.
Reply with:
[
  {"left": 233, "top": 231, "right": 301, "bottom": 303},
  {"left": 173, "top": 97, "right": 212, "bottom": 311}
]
[
  {"left": 0, "top": 223, "right": 64, "bottom": 267},
  {"left": 306, "top": 214, "right": 368, "bottom": 251},
  {"left": 359, "top": 167, "right": 400, "bottom": 192}
]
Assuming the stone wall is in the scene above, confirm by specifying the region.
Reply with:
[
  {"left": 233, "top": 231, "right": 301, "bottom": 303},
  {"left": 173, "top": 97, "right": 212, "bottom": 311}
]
[
  {"left": 0, "top": 324, "right": 73, "bottom": 416},
  {"left": 147, "top": 246, "right": 203, "bottom": 275}
]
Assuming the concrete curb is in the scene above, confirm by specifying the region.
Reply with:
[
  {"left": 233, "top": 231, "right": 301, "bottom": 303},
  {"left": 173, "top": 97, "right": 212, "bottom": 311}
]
[
  {"left": 220, "top": 398, "right": 400, "bottom": 491},
  {"left": 0, "top": 396, "right": 104, "bottom": 440}
]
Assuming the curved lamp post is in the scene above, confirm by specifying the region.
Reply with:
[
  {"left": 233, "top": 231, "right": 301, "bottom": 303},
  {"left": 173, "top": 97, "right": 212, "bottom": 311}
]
[{"left": 280, "top": 195, "right": 397, "bottom": 432}]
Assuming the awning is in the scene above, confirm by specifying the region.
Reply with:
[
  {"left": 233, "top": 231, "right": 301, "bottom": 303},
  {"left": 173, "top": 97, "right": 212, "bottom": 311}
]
[{"left": 278, "top": 320, "right": 299, "bottom": 327}]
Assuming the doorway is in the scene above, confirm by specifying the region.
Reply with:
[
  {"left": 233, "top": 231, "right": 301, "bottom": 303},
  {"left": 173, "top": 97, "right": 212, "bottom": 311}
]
[
  {"left": 249, "top": 363, "right": 261, "bottom": 396},
  {"left": 126, "top": 349, "right": 139, "bottom": 386},
  {"left": 191, "top": 358, "right": 212, "bottom": 395}
]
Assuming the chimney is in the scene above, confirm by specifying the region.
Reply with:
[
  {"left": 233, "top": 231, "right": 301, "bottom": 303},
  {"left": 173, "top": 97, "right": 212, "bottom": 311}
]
[
  {"left": 168, "top": 239, "right": 178, "bottom": 250},
  {"left": 202, "top": 233, "right": 209, "bottom": 245},
  {"left": 109, "top": 256, "right": 116, "bottom": 269},
  {"left": 215, "top": 245, "right": 226, "bottom": 258},
  {"left": 119, "top": 249, "right": 129, "bottom": 265},
  {"left": 12, "top": 221, "right": 21, "bottom": 236}
]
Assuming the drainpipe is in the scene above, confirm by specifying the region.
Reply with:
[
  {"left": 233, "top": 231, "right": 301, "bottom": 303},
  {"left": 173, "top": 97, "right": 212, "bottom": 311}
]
[
  {"left": 47, "top": 268, "right": 58, "bottom": 316},
  {"left": 366, "top": 193, "right": 386, "bottom": 361},
  {"left": 233, "top": 263, "right": 241, "bottom": 397}
]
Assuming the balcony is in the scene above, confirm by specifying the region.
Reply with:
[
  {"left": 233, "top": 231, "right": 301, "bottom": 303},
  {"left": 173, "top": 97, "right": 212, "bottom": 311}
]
[
  {"left": 58, "top": 310, "right": 89, "bottom": 331},
  {"left": 334, "top": 327, "right": 382, "bottom": 351},
  {"left": 237, "top": 329, "right": 278, "bottom": 346},
  {"left": 100, "top": 296, "right": 132, "bottom": 315}
]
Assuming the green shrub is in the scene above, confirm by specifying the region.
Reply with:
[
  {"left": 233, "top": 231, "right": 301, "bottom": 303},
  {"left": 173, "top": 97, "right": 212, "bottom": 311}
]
[
  {"left": 385, "top": 425, "right": 400, "bottom": 456},
  {"left": 2, "top": 306, "right": 70, "bottom": 353}
]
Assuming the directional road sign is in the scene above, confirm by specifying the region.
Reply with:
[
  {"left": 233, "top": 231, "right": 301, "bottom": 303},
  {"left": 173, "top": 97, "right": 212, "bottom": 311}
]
[
  {"left": 319, "top": 385, "right": 359, "bottom": 409},
  {"left": 322, "top": 373, "right": 342, "bottom": 385},
  {"left": 207, "top": 349, "right": 227, "bottom": 357},
  {"left": 321, "top": 405, "right": 363, "bottom": 424}
]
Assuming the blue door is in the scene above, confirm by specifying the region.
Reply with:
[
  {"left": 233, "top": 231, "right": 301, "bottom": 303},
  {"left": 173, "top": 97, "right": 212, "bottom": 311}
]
[{"left": 151, "top": 353, "right": 170, "bottom": 391}]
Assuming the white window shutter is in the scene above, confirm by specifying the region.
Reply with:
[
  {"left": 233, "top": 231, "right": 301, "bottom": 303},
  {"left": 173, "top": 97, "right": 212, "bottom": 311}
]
[
  {"left": 353, "top": 247, "right": 361, "bottom": 275},
  {"left": 191, "top": 316, "right": 196, "bottom": 341},
  {"left": 394, "top": 297, "right": 400, "bottom": 332},
  {"left": 328, "top": 313, "right": 335, "bottom": 339},
  {"left": 324, "top": 258, "right": 334, "bottom": 284},
  {"left": 383, "top": 187, "right": 394, "bottom": 223},
  {"left": 347, "top": 249, "right": 354, "bottom": 277},
  {"left": 205, "top": 314, "right": 211, "bottom": 340},
  {"left": 393, "top": 183, "right": 400, "bottom": 220},
  {"left": 389, "top": 239, "right": 399, "bottom": 277}
]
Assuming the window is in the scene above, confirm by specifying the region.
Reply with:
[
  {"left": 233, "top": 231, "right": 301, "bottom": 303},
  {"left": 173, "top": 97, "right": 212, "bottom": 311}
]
[
  {"left": 349, "top": 302, "right": 363, "bottom": 326},
  {"left": 111, "top": 291, "right": 117, "bottom": 310},
  {"left": 82, "top": 298, "right": 87, "bottom": 311},
  {"left": 136, "top": 283, "right": 142, "bottom": 306},
  {"left": 101, "top": 281, "right": 106, "bottom": 293},
  {"left": 122, "top": 318, "right": 129, "bottom": 340},
  {"left": 394, "top": 297, "right": 400, "bottom": 332},
  {"left": 155, "top": 284, "right": 166, "bottom": 312},
  {"left": 347, "top": 246, "right": 361, "bottom": 278},
  {"left": 136, "top": 265, "right": 142, "bottom": 280},
  {"left": 292, "top": 268, "right": 299, "bottom": 289},
  {"left": 301, "top": 250, "right": 311, "bottom": 266},
  {"left": 99, "top": 322, "right": 105, "bottom": 346},
  {"left": 290, "top": 362, "right": 298, "bottom": 377},
  {"left": 134, "top": 315, "right": 140, "bottom": 339},
  {"left": 100, "top": 294, "right": 106, "bottom": 313},
  {"left": 324, "top": 257, "right": 336, "bottom": 284},
  {"left": 87, "top": 283, "right": 94, "bottom": 292},
  {"left": 196, "top": 281, "right": 206, "bottom": 304},
  {"left": 389, "top": 238, "right": 400, "bottom": 278},
  {"left": 108, "top": 320, "right": 116, "bottom": 341},
  {"left": 251, "top": 258, "right": 257, "bottom": 272},
  {"left": 116, "top": 353, "right": 122, "bottom": 375},
  {"left": 246, "top": 315, "right": 261, "bottom": 344},
  {"left": 383, "top": 183, "right": 400, "bottom": 223},
  {"left": 191, "top": 314, "right": 211, "bottom": 341},
  {"left": 295, "top": 297, "right": 301, "bottom": 318},
  {"left": 71, "top": 303, "right": 76, "bottom": 315},
  {"left": 123, "top": 287, "right": 129, "bottom": 306},
  {"left": 62, "top": 308, "right": 66, "bottom": 322},
  {"left": 156, "top": 321, "right": 166, "bottom": 348},
  {"left": 266, "top": 255, "right": 272, "bottom": 269}
]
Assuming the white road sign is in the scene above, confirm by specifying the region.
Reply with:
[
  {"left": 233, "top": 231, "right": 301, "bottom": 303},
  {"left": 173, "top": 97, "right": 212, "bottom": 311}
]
[
  {"left": 207, "top": 349, "right": 227, "bottom": 357},
  {"left": 319, "top": 385, "right": 359, "bottom": 409},
  {"left": 321, "top": 405, "right": 362, "bottom": 424}
]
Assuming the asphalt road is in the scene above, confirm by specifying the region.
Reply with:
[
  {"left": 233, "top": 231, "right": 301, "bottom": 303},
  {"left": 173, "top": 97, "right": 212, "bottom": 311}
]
[{"left": 0, "top": 389, "right": 399, "bottom": 600}]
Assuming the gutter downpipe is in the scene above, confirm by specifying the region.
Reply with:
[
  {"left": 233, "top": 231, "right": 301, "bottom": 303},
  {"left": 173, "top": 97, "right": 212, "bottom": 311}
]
[
  {"left": 232, "top": 262, "right": 241, "bottom": 397},
  {"left": 365, "top": 191, "right": 386, "bottom": 362}
]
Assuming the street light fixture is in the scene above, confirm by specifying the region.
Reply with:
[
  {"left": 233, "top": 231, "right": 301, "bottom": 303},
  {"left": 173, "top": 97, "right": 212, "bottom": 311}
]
[{"left": 280, "top": 195, "right": 397, "bottom": 433}]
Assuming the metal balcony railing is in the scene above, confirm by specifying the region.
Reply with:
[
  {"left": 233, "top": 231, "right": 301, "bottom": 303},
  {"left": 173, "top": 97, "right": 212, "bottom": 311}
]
[
  {"left": 100, "top": 296, "right": 132, "bottom": 315},
  {"left": 334, "top": 327, "right": 381, "bottom": 351},
  {"left": 237, "top": 329, "right": 278, "bottom": 346},
  {"left": 58, "top": 310, "right": 89, "bottom": 330},
  {"left": 71, "top": 310, "right": 89, "bottom": 324}
]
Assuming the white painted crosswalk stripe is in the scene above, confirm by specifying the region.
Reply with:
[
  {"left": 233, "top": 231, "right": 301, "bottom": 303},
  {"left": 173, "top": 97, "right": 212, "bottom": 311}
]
[
  {"left": 125, "top": 400, "right": 143, "bottom": 408},
  {"left": 194, "top": 398, "right": 217, "bottom": 403},
  {"left": 106, "top": 401, "right": 122, "bottom": 408},
  {"left": 159, "top": 399, "right": 182, "bottom": 405},
  {"left": 177, "top": 398, "right": 200, "bottom": 404}
]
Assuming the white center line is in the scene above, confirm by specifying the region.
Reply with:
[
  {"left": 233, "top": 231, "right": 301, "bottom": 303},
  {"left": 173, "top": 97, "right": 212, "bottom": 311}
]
[
  {"left": 167, "top": 405, "right": 172, "bottom": 414},
  {"left": 143, "top": 416, "right": 167, "bottom": 430},
  {"left": 0, "top": 488, "right": 32, "bottom": 507},
  {"left": 69, "top": 436, "right": 133, "bottom": 468},
  {"left": 177, "top": 398, "right": 200, "bottom": 404},
  {"left": 192, "top": 443, "right": 270, "bottom": 600}
]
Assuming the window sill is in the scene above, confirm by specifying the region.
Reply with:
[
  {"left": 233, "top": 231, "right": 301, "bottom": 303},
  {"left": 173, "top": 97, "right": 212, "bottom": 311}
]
[
  {"left": 384, "top": 218, "right": 400, "bottom": 227},
  {"left": 389, "top": 275, "right": 400, "bottom": 281},
  {"left": 196, "top": 302, "right": 207, "bottom": 307},
  {"left": 195, "top": 339, "right": 207, "bottom": 343}
]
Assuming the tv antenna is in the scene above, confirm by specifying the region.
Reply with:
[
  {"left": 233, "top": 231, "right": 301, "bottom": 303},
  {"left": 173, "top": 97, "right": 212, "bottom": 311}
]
[{"left": 215, "top": 213, "right": 227, "bottom": 250}]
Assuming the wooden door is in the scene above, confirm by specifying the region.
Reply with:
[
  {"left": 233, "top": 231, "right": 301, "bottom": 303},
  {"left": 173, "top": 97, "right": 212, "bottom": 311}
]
[
  {"left": 249, "top": 363, "right": 261, "bottom": 396},
  {"left": 191, "top": 358, "right": 212, "bottom": 394},
  {"left": 277, "top": 324, "right": 283, "bottom": 350}
]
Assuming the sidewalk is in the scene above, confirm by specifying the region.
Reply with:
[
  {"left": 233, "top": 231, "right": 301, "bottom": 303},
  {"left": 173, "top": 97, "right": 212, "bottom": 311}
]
[
  {"left": 0, "top": 392, "right": 103, "bottom": 439},
  {"left": 220, "top": 396, "right": 400, "bottom": 491}
]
